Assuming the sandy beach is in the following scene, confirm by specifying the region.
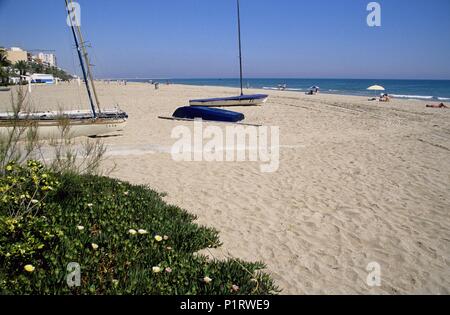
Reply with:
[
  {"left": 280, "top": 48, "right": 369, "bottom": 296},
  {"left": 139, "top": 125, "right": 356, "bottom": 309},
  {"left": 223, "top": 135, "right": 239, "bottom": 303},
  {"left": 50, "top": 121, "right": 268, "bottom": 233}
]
[{"left": 1, "top": 82, "right": 449, "bottom": 294}]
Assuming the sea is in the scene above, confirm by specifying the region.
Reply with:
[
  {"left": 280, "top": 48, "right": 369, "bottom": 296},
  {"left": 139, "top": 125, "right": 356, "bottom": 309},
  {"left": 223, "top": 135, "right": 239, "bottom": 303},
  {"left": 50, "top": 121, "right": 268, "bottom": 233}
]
[{"left": 125, "top": 78, "right": 450, "bottom": 101}]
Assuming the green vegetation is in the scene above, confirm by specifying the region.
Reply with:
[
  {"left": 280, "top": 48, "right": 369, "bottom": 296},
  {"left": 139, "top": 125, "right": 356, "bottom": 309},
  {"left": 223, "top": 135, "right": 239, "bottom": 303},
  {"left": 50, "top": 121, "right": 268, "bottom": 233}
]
[
  {"left": 0, "top": 49, "right": 10, "bottom": 67},
  {"left": 14, "top": 61, "right": 73, "bottom": 82},
  {"left": 0, "top": 50, "right": 73, "bottom": 85},
  {"left": 14, "top": 61, "right": 29, "bottom": 77},
  {"left": 0, "top": 162, "right": 278, "bottom": 295},
  {"left": 0, "top": 49, "right": 12, "bottom": 86},
  {"left": 0, "top": 88, "right": 277, "bottom": 295},
  {"left": 28, "top": 62, "right": 73, "bottom": 81}
]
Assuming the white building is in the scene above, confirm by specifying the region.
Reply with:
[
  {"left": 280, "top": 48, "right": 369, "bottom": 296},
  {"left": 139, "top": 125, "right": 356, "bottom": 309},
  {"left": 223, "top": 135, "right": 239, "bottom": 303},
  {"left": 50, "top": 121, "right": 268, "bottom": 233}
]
[
  {"left": 30, "top": 73, "right": 55, "bottom": 84},
  {"left": 6, "top": 47, "right": 30, "bottom": 64},
  {"left": 35, "top": 52, "right": 57, "bottom": 67}
]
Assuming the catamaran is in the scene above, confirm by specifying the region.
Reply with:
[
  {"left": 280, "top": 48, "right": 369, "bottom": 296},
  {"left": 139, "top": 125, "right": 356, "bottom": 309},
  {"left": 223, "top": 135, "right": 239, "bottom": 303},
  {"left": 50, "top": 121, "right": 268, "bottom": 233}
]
[
  {"left": 0, "top": 0, "right": 128, "bottom": 139},
  {"left": 189, "top": 0, "right": 268, "bottom": 107}
]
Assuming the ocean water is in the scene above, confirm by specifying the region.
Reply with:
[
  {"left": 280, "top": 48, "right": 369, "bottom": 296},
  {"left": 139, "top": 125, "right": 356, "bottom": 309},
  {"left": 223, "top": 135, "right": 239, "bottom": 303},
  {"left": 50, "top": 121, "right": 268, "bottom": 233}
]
[{"left": 127, "top": 78, "right": 450, "bottom": 101}]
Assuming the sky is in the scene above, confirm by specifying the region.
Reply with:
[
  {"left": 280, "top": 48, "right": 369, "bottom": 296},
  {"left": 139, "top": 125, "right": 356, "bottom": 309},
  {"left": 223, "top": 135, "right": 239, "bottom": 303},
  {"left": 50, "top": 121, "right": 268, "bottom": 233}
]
[{"left": 1, "top": 0, "right": 450, "bottom": 80}]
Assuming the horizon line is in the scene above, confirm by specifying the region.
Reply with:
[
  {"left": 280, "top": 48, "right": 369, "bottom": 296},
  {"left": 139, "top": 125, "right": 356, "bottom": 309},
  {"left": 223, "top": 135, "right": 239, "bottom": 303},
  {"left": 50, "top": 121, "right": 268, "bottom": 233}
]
[{"left": 97, "top": 77, "right": 450, "bottom": 81}]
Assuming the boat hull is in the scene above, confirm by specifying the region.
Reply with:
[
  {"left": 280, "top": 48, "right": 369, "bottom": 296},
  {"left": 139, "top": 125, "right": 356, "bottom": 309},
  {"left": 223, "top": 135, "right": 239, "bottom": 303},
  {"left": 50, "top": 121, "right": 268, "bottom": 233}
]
[
  {"left": 173, "top": 106, "right": 245, "bottom": 122},
  {"left": 189, "top": 94, "right": 268, "bottom": 107},
  {"left": 0, "top": 110, "right": 128, "bottom": 139}
]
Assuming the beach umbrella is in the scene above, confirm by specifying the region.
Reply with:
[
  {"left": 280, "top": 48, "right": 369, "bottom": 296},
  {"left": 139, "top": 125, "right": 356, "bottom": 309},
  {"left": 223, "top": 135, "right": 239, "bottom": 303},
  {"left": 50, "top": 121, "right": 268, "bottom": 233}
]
[
  {"left": 367, "top": 85, "right": 385, "bottom": 98},
  {"left": 309, "top": 86, "right": 320, "bottom": 90},
  {"left": 367, "top": 85, "right": 385, "bottom": 91}
]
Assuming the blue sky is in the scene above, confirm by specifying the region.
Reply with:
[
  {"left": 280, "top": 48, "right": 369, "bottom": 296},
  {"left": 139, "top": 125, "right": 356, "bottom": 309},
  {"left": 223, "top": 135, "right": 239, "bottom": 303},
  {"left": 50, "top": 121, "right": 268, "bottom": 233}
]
[{"left": 1, "top": 0, "right": 449, "bottom": 79}]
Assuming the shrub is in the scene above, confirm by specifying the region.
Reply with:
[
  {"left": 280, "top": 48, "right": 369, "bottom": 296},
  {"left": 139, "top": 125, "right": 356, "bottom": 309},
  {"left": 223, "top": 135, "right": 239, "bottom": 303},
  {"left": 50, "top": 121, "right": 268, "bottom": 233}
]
[
  {"left": 0, "top": 162, "right": 278, "bottom": 295},
  {"left": 0, "top": 161, "right": 60, "bottom": 217},
  {"left": 0, "top": 88, "right": 107, "bottom": 176}
]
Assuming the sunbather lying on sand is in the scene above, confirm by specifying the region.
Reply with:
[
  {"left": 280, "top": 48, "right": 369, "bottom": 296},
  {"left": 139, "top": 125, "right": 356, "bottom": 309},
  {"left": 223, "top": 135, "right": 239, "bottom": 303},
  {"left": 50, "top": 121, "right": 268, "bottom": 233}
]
[{"left": 426, "top": 103, "right": 448, "bottom": 108}]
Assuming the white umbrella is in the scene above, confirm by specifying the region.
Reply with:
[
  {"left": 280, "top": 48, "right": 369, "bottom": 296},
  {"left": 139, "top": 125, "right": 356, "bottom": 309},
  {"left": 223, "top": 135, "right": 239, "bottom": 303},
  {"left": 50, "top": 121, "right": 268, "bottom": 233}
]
[
  {"left": 367, "top": 85, "right": 385, "bottom": 91},
  {"left": 367, "top": 85, "right": 386, "bottom": 98}
]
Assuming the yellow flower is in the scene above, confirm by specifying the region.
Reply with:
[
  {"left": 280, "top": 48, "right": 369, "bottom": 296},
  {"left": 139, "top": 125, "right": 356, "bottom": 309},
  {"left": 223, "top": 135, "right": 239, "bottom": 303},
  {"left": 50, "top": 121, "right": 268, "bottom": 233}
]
[
  {"left": 128, "top": 229, "right": 137, "bottom": 235},
  {"left": 24, "top": 265, "right": 35, "bottom": 273},
  {"left": 91, "top": 243, "right": 99, "bottom": 250},
  {"left": 6, "top": 165, "right": 13, "bottom": 171},
  {"left": 154, "top": 235, "right": 163, "bottom": 242},
  {"left": 152, "top": 266, "right": 161, "bottom": 273},
  {"left": 203, "top": 276, "right": 213, "bottom": 284}
]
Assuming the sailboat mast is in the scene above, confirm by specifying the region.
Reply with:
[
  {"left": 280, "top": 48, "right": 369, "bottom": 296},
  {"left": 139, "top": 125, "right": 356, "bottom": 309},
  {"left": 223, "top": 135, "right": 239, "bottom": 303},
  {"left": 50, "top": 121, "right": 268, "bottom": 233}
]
[
  {"left": 65, "top": 0, "right": 97, "bottom": 118},
  {"left": 72, "top": 12, "right": 102, "bottom": 112},
  {"left": 237, "top": 0, "right": 244, "bottom": 96}
]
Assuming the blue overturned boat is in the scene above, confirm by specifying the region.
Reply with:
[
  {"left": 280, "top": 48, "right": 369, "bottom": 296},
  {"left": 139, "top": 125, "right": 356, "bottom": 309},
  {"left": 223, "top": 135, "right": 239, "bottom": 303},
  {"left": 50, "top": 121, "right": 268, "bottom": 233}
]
[{"left": 173, "top": 106, "right": 245, "bottom": 123}]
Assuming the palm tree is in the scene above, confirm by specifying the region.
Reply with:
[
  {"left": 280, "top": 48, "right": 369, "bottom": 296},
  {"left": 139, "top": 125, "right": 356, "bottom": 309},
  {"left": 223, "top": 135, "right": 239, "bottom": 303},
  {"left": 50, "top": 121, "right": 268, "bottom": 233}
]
[
  {"left": 0, "top": 68, "right": 7, "bottom": 86},
  {"left": 14, "top": 60, "right": 30, "bottom": 83},
  {"left": 0, "top": 49, "right": 12, "bottom": 85},
  {"left": 0, "top": 49, "right": 11, "bottom": 67}
]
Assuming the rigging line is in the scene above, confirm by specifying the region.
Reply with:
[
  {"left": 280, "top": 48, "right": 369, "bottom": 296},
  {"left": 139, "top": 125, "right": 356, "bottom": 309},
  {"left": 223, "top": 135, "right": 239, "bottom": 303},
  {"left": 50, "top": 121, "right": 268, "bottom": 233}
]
[
  {"left": 63, "top": 16, "right": 83, "bottom": 110},
  {"left": 90, "top": 48, "right": 120, "bottom": 110},
  {"left": 237, "top": 0, "right": 244, "bottom": 96},
  {"left": 64, "top": 0, "right": 97, "bottom": 118},
  {"left": 72, "top": 14, "right": 102, "bottom": 112},
  {"left": 68, "top": 36, "right": 83, "bottom": 110},
  {"left": 69, "top": 0, "right": 102, "bottom": 112}
]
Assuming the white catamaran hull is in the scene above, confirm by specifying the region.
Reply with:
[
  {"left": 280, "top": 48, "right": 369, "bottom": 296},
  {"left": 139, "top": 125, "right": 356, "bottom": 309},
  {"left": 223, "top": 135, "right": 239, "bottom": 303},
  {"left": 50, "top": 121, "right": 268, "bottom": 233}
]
[
  {"left": 189, "top": 96, "right": 268, "bottom": 107},
  {"left": 0, "top": 110, "right": 128, "bottom": 139},
  {"left": 0, "top": 119, "right": 127, "bottom": 139}
]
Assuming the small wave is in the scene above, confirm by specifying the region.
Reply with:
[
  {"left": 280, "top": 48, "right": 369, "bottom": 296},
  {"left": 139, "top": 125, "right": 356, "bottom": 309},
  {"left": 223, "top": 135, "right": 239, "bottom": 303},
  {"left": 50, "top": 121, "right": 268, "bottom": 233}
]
[
  {"left": 263, "top": 86, "right": 303, "bottom": 91},
  {"left": 391, "top": 94, "right": 434, "bottom": 100},
  {"left": 437, "top": 97, "right": 450, "bottom": 101}
]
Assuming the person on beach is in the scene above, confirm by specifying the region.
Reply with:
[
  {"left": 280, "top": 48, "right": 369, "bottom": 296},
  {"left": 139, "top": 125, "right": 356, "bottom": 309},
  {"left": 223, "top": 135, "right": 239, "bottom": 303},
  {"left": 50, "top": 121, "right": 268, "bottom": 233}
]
[
  {"left": 380, "top": 94, "right": 390, "bottom": 102},
  {"left": 426, "top": 103, "right": 448, "bottom": 108}
]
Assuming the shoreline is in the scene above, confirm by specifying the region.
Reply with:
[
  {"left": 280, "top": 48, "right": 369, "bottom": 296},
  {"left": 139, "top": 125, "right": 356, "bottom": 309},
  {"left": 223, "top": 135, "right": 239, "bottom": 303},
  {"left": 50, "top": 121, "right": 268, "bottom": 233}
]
[
  {"left": 156, "top": 82, "right": 446, "bottom": 106},
  {"left": 4, "top": 80, "right": 448, "bottom": 103},
  {"left": 106, "top": 79, "right": 450, "bottom": 102},
  {"left": 106, "top": 81, "right": 449, "bottom": 104}
]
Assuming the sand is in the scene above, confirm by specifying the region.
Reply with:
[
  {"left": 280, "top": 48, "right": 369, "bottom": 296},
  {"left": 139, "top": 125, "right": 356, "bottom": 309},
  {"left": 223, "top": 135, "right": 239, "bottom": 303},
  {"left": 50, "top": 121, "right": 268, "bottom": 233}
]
[{"left": 1, "top": 82, "right": 450, "bottom": 294}]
